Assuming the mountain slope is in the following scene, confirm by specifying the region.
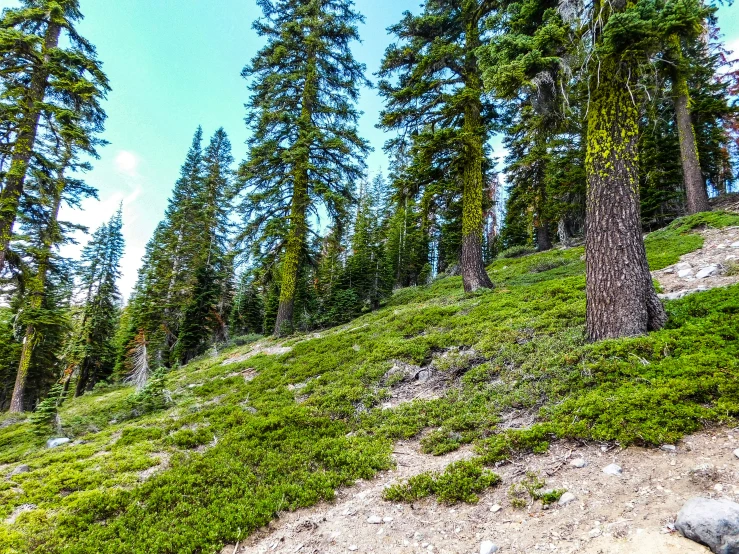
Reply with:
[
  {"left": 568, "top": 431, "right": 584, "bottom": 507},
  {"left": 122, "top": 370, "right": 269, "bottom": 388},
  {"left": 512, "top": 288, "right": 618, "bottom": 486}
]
[{"left": 2, "top": 212, "right": 739, "bottom": 554}]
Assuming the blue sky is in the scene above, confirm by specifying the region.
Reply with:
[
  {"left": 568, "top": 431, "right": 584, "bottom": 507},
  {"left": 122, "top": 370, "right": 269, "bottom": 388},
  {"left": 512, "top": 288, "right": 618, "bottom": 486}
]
[{"left": 0, "top": 0, "right": 737, "bottom": 298}]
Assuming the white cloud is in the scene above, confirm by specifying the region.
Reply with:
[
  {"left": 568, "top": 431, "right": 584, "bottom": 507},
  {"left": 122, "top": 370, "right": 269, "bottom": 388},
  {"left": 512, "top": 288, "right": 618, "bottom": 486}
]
[{"left": 114, "top": 150, "right": 140, "bottom": 177}]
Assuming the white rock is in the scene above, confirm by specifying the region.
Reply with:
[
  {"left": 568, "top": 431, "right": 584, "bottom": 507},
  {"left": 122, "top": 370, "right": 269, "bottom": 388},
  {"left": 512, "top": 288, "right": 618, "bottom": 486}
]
[
  {"left": 46, "top": 437, "right": 70, "bottom": 449},
  {"left": 348, "top": 545, "right": 358, "bottom": 551},
  {"left": 677, "top": 262, "right": 692, "bottom": 270},
  {"left": 678, "top": 269, "right": 694, "bottom": 278},
  {"left": 603, "top": 463, "right": 623, "bottom": 476},
  {"left": 490, "top": 504, "right": 502, "bottom": 513},
  {"left": 715, "top": 484, "right": 724, "bottom": 492},
  {"left": 731, "top": 241, "right": 739, "bottom": 248},
  {"left": 480, "top": 540, "right": 499, "bottom": 554},
  {"left": 571, "top": 458, "right": 587, "bottom": 468},
  {"left": 382, "top": 517, "right": 393, "bottom": 523},
  {"left": 367, "top": 516, "right": 382, "bottom": 524},
  {"left": 733, "top": 448, "right": 739, "bottom": 459},
  {"left": 589, "top": 528, "right": 603, "bottom": 538},
  {"left": 559, "top": 492, "right": 576, "bottom": 506},
  {"left": 696, "top": 265, "right": 720, "bottom": 279},
  {"left": 662, "top": 267, "right": 675, "bottom": 274},
  {"left": 661, "top": 445, "right": 677, "bottom": 452}
]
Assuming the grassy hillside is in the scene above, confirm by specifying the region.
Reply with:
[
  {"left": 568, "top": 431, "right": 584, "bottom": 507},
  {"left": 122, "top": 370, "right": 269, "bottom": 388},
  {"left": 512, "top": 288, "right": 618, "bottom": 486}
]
[{"left": 2, "top": 212, "right": 739, "bottom": 554}]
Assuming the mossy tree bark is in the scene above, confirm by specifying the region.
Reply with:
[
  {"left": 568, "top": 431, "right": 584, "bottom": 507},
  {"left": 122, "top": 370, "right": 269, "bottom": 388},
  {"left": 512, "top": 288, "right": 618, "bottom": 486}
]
[
  {"left": 585, "top": 58, "right": 667, "bottom": 341},
  {"left": 273, "top": 48, "right": 317, "bottom": 336},
  {"left": 9, "top": 149, "right": 67, "bottom": 412},
  {"left": 460, "top": 15, "right": 494, "bottom": 293},
  {"left": 668, "top": 35, "right": 710, "bottom": 215},
  {"left": 0, "top": 19, "right": 61, "bottom": 275}
]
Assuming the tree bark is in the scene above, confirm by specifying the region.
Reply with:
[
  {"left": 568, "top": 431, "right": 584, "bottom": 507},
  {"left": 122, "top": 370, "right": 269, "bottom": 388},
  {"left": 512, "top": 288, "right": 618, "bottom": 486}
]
[
  {"left": 460, "top": 14, "right": 494, "bottom": 293},
  {"left": 274, "top": 41, "right": 317, "bottom": 336},
  {"left": 669, "top": 36, "right": 710, "bottom": 215},
  {"left": 9, "top": 146, "right": 67, "bottom": 412},
  {"left": 535, "top": 223, "right": 552, "bottom": 252},
  {"left": 0, "top": 19, "right": 61, "bottom": 275},
  {"left": 585, "top": 58, "right": 667, "bottom": 341}
]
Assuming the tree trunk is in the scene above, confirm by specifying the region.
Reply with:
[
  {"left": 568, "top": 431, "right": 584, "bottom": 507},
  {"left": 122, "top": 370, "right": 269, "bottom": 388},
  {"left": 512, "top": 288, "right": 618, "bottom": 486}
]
[
  {"left": 669, "top": 36, "right": 710, "bottom": 215},
  {"left": 557, "top": 218, "right": 572, "bottom": 247},
  {"left": 535, "top": 223, "right": 552, "bottom": 252},
  {"left": 0, "top": 20, "right": 61, "bottom": 275},
  {"left": 9, "top": 145, "right": 69, "bottom": 412},
  {"left": 274, "top": 44, "right": 316, "bottom": 336},
  {"left": 585, "top": 58, "right": 667, "bottom": 341},
  {"left": 460, "top": 16, "right": 494, "bottom": 293}
]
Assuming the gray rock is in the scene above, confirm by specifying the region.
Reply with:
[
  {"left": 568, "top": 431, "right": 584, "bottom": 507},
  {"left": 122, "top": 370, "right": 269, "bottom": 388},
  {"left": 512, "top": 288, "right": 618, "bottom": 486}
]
[
  {"left": 571, "top": 458, "right": 587, "bottom": 468},
  {"left": 731, "top": 241, "right": 739, "bottom": 249},
  {"left": 8, "top": 464, "right": 30, "bottom": 477},
  {"left": 4, "top": 503, "right": 36, "bottom": 524},
  {"left": 677, "top": 262, "right": 693, "bottom": 270},
  {"left": 480, "top": 541, "right": 499, "bottom": 554},
  {"left": 559, "top": 492, "right": 576, "bottom": 506},
  {"left": 46, "top": 437, "right": 70, "bottom": 449},
  {"left": 678, "top": 269, "right": 694, "bottom": 279},
  {"left": 662, "top": 267, "right": 675, "bottom": 274},
  {"left": 603, "top": 463, "right": 623, "bottom": 476},
  {"left": 675, "top": 497, "right": 739, "bottom": 554},
  {"left": 696, "top": 265, "right": 720, "bottom": 279},
  {"left": 661, "top": 444, "right": 677, "bottom": 452},
  {"left": 658, "top": 287, "right": 710, "bottom": 301}
]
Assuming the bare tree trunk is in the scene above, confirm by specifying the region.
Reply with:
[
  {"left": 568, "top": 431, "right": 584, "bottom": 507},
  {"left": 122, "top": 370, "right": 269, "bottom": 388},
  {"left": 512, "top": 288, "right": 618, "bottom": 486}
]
[
  {"left": 557, "top": 218, "right": 572, "bottom": 247},
  {"left": 669, "top": 36, "right": 710, "bottom": 214},
  {"left": 460, "top": 15, "right": 493, "bottom": 293},
  {"left": 585, "top": 59, "right": 667, "bottom": 341},
  {"left": 0, "top": 20, "right": 61, "bottom": 275},
  {"left": 535, "top": 223, "right": 552, "bottom": 252}
]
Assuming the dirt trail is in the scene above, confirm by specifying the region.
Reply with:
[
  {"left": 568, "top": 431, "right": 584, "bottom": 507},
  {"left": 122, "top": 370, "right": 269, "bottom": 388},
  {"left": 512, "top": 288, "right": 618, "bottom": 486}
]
[{"left": 222, "top": 428, "right": 739, "bottom": 554}]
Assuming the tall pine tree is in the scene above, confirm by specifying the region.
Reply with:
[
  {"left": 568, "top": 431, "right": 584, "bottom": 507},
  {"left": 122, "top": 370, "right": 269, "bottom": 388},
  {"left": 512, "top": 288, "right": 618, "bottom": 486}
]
[{"left": 239, "top": 0, "right": 370, "bottom": 336}]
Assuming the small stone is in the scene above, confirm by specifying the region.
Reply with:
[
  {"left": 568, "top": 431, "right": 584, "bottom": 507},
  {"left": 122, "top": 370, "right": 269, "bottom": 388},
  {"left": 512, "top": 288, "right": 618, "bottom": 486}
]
[
  {"left": 571, "top": 458, "right": 587, "bottom": 468},
  {"left": 382, "top": 517, "right": 393, "bottom": 523},
  {"left": 678, "top": 269, "right": 694, "bottom": 278},
  {"left": 696, "top": 265, "right": 720, "bottom": 279},
  {"left": 589, "top": 528, "right": 602, "bottom": 538},
  {"left": 367, "top": 515, "right": 382, "bottom": 524},
  {"left": 480, "top": 540, "right": 499, "bottom": 554},
  {"left": 46, "top": 437, "right": 70, "bottom": 449},
  {"left": 675, "top": 497, "right": 739, "bottom": 553},
  {"left": 8, "top": 464, "right": 30, "bottom": 477},
  {"left": 603, "top": 463, "right": 623, "bottom": 476},
  {"left": 559, "top": 492, "right": 576, "bottom": 506},
  {"left": 731, "top": 241, "right": 739, "bottom": 248},
  {"left": 661, "top": 445, "right": 677, "bottom": 452},
  {"left": 662, "top": 267, "right": 675, "bottom": 274},
  {"left": 348, "top": 546, "right": 358, "bottom": 552},
  {"left": 733, "top": 448, "right": 739, "bottom": 459},
  {"left": 490, "top": 504, "right": 502, "bottom": 513},
  {"left": 677, "top": 262, "right": 692, "bottom": 270},
  {"left": 715, "top": 484, "right": 724, "bottom": 492}
]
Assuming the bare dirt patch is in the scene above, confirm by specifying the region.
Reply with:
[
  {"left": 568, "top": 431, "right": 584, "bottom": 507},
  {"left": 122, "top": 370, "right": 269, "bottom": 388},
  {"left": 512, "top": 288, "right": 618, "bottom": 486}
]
[
  {"left": 224, "top": 427, "right": 739, "bottom": 554},
  {"left": 653, "top": 226, "right": 739, "bottom": 299},
  {"left": 221, "top": 342, "right": 293, "bottom": 366}
]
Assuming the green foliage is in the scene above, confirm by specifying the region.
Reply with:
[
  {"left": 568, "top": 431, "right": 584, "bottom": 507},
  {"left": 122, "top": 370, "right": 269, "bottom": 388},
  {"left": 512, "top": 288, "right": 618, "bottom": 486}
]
[{"left": 384, "top": 459, "right": 501, "bottom": 504}]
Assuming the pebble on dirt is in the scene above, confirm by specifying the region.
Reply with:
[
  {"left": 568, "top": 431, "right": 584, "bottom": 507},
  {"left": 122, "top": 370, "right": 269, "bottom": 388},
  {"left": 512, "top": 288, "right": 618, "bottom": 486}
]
[
  {"left": 675, "top": 497, "right": 739, "bottom": 554},
  {"left": 558, "top": 492, "right": 576, "bottom": 506},
  {"left": 571, "top": 458, "right": 587, "bottom": 468},
  {"left": 480, "top": 540, "right": 499, "bottom": 554},
  {"left": 733, "top": 448, "right": 739, "bottom": 460},
  {"left": 367, "top": 515, "right": 382, "bottom": 524},
  {"left": 602, "top": 463, "right": 623, "bottom": 476}
]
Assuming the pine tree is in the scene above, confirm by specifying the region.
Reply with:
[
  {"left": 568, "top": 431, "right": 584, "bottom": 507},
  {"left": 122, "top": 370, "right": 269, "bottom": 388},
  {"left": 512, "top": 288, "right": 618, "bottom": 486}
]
[
  {"left": 0, "top": 0, "right": 109, "bottom": 274},
  {"left": 73, "top": 208, "right": 125, "bottom": 396},
  {"left": 239, "top": 0, "right": 370, "bottom": 336},
  {"left": 378, "top": 0, "right": 497, "bottom": 292}
]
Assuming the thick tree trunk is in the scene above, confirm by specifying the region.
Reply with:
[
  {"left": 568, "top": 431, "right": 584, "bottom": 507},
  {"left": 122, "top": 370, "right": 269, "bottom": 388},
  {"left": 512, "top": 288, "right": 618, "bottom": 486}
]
[
  {"left": 460, "top": 17, "right": 494, "bottom": 293},
  {"left": 0, "top": 20, "right": 61, "bottom": 275},
  {"left": 557, "top": 218, "right": 572, "bottom": 247},
  {"left": 535, "top": 223, "right": 552, "bottom": 252},
  {"left": 585, "top": 59, "right": 667, "bottom": 341},
  {"left": 669, "top": 37, "right": 710, "bottom": 214}
]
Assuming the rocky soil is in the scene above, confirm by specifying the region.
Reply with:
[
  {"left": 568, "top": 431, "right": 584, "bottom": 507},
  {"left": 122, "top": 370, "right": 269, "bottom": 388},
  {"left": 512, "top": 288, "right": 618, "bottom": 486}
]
[
  {"left": 223, "top": 428, "right": 739, "bottom": 554},
  {"left": 653, "top": 226, "right": 739, "bottom": 300}
]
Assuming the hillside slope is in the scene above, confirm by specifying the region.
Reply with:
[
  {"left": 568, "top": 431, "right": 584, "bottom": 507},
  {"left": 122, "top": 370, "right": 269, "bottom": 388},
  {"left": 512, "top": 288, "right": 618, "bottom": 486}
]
[{"left": 2, "top": 212, "right": 739, "bottom": 554}]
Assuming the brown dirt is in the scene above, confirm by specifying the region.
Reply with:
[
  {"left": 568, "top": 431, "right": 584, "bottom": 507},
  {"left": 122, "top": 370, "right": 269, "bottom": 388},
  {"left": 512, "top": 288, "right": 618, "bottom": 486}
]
[{"left": 222, "top": 428, "right": 739, "bottom": 554}]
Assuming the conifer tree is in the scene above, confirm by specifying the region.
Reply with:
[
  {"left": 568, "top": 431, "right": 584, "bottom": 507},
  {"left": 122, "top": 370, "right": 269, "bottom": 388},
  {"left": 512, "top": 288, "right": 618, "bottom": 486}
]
[
  {"left": 239, "top": 0, "right": 370, "bottom": 336},
  {"left": 73, "top": 208, "right": 124, "bottom": 396},
  {"left": 378, "top": 0, "right": 497, "bottom": 292},
  {"left": 0, "top": 0, "right": 109, "bottom": 274}
]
